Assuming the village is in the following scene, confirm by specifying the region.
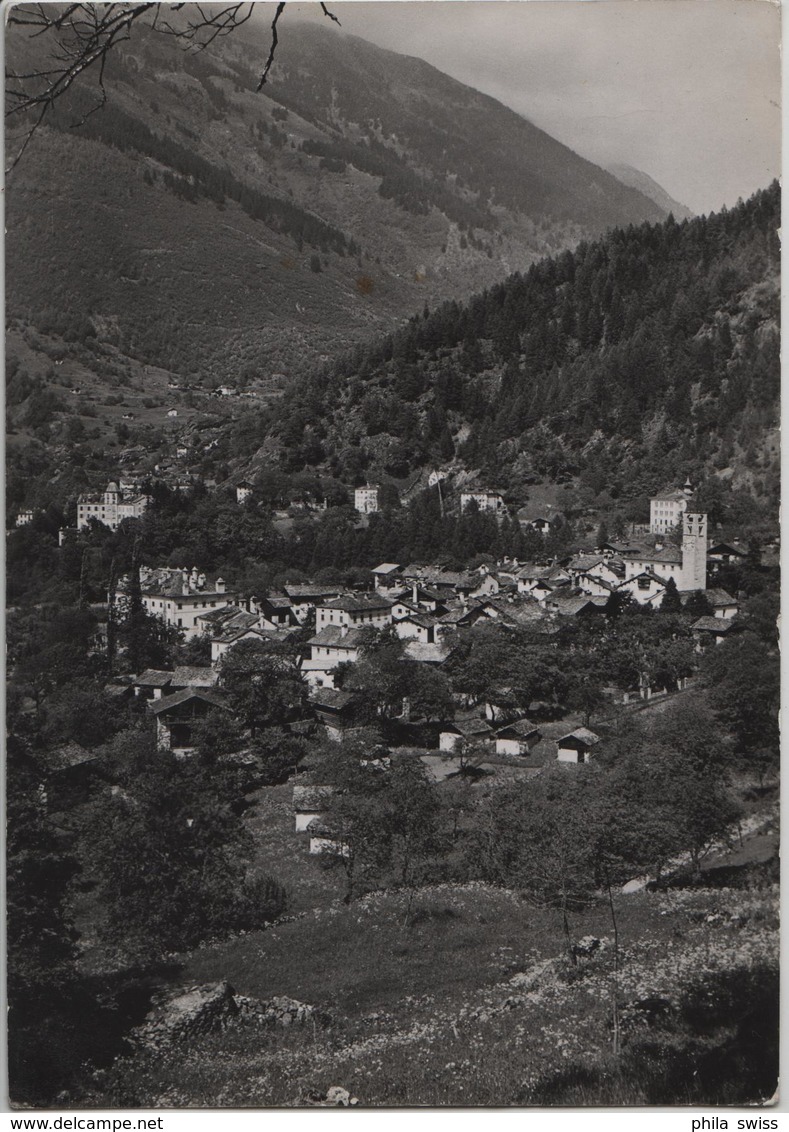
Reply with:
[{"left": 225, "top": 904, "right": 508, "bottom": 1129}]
[{"left": 24, "top": 470, "right": 755, "bottom": 863}]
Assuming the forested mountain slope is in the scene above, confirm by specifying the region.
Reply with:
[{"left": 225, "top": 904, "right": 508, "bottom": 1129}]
[
  {"left": 6, "top": 19, "right": 665, "bottom": 382},
  {"left": 257, "top": 183, "right": 779, "bottom": 526}
]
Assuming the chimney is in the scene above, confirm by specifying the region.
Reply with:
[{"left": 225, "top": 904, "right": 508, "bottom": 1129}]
[{"left": 412, "top": 582, "right": 419, "bottom": 606}]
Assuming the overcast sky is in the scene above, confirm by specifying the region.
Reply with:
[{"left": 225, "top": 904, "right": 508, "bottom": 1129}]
[{"left": 270, "top": 0, "right": 780, "bottom": 215}]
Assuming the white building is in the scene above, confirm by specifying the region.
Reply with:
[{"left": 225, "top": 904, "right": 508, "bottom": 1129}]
[
  {"left": 460, "top": 490, "right": 505, "bottom": 514},
  {"left": 315, "top": 594, "right": 394, "bottom": 633},
  {"left": 115, "top": 566, "right": 236, "bottom": 640},
  {"left": 649, "top": 479, "right": 694, "bottom": 534},
  {"left": 354, "top": 484, "right": 380, "bottom": 514},
  {"left": 15, "top": 510, "right": 34, "bottom": 527},
  {"left": 77, "top": 481, "right": 149, "bottom": 531},
  {"left": 557, "top": 728, "right": 600, "bottom": 764},
  {"left": 236, "top": 480, "right": 254, "bottom": 504}
]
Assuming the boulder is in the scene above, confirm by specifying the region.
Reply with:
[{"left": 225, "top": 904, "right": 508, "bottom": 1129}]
[{"left": 132, "top": 981, "right": 239, "bottom": 1048}]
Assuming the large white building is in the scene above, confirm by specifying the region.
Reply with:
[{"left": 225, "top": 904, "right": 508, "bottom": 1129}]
[
  {"left": 77, "top": 481, "right": 149, "bottom": 531},
  {"left": 649, "top": 480, "right": 694, "bottom": 534},
  {"left": 460, "top": 490, "right": 505, "bottom": 514},
  {"left": 115, "top": 566, "right": 236, "bottom": 640}
]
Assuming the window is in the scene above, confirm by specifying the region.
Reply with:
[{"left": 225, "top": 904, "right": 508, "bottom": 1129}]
[{"left": 637, "top": 577, "right": 651, "bottom": 591}]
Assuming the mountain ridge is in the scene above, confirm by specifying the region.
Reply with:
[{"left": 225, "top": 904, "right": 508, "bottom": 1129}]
[
  {"left": 607, "top": 163, "right": 693, "bottom": 220},
  {"left": 6, "top": 19, "right": 667, "bottom": 383}
]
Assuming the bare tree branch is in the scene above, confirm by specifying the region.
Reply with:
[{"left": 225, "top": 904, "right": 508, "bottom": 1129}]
[
  {"left": 320, "top": 3, "right": 340, "bottom": 27},
  {"left": 256, "top": 0, "right": 286, "bottom": 90}
]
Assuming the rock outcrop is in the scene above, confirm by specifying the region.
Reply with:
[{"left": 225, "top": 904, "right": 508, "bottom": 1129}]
[{"left": 132, "top": 982, "right": 328, "bottom": 1051}]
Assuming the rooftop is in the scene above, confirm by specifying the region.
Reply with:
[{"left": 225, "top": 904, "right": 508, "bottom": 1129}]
[
  {"left": 622, "top": 546, "right": 683, "bottom": 565},
  {"left": 692, "top": 615, "right": 738, "bottom": 633},
  {"left": 497, "top": 718, "right": 541, "bottom": 739},
  {"left": 309, "top": 688, "right": 355, "bottom": 712},
  {"left": 134, "top": 669, "right": 173, "bottom": 687},
  {"left": 171, "top": 666, "right": 219, "bottom": 688},
  {"left": 321, "top": 594, "right": 394, "bottom": 613},
  {"left": 558, "top": 727, "right": 601, "bottom": 746},
  {"left": 148, "top": 687, "right": 229, "bottom": 714},
  {"left": 705, "top": 588, "right": 737, "bottom": 606},
  {"left": 308, "top": 626, "right": 370, "bottom": 648}
]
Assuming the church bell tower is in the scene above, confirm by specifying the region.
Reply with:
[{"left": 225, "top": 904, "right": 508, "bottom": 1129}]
[{"left": 681, "top": 512, "right": 707, "bottom": 592}]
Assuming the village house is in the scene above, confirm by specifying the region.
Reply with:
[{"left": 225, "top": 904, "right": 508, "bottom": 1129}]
[
  {"left": 371, "top": 563, "right": 403, "bottom": 593},
  {"left": 132, "top": 665, "right": 217, "bottom": 698},
  {"left": 132, "top": 669, "right": 174, "bottom": 700},
  {"left": 253, "top": 594, "right": 301, "bottom": 630},
  {"left": 649, "top": 479, "right": 694, "bottom": 534},
  {"left": 194, "top": 605, "right": 246, "bottom": 639},
  {"left": 306, "top": 817, "right": 349, "bottom": 857},
  {"left": 615, "top": 570, "right": 668, "bottom": 608},
  {"left": 149, "top": 687, "right": 229, "bottom": 754},
  {"left": 574, "top": 572, "right": 616, "bottom": 600},
  {"left": 393, "top": 613, "right": 438, "bottom": 644},
  {"left": 211, "top": 626, "right": 293, "bottom": 665},
  {"left": 516, "top": 564, "right": 569, "bottom": 596},
  {"left": 302, "top": 626, "right": 369, "bottom": 689},
  {"left": 292, "top": 784, "right": 335, "bottom": 832},
  {"left": 393, "top": 584, "right": 450, "bottom": 616},
  {"left": 116, "top": 566, "right": 236, "bottom": 640},
  {"left": 704, "top": 588, "right": 739, "bottom": 619},
  {"left": 77, "top": 480, "right": 149, "bottom": 531},
  {"left": 309, "top": 688, "right": 356, "bottom": 740},
  {"left": 517, "top": 506, "right": 563, "bottom": 535},
  {"left": 354, "top": 484, "right": 380, "bottom": 514},
  {"left": 556, "top": 727, "right": 600, "bottom": 764},
  {"left": 439, "top": 716, "right": 495, "bottom": 752},
  {"left": 543, "top": 590, "right": 606, "bottom": 617},
  {"left": 460, "top": 489, "right": 506, "bottom": 514},
  {"left": 691, "top": 616, "right": 742, "bottom": 650},
  {"left": 437, "top": 604, "right": 491, "bottom": 631},
  {"left": 315, "top": 593, "right": 394, "bottom": 632},
  {"left": 707, "top": 541, "right": 745, "bottom": 566},
  {"left": 15, "top": 509, "right": 34, "bottom": 527},
  {"left": 399, "top": 565, "right": 481, "bottom": 598},
  {"left": 565, "top": 554, "right": 622, "bottom": 587},
  {"left": 495, "top": 719, "right": 542, "bottom": 756}
]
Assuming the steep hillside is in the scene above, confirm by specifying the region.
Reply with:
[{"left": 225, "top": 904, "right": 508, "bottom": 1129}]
[
  {"left": 6, "top": 19, "right": 665, "bottom": 382},
  {"left": 254, "top": 184, "right": 779, "bottom": 530},
  {"left": 608, "top": 164, "right": 694, "bottom": 220}
]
